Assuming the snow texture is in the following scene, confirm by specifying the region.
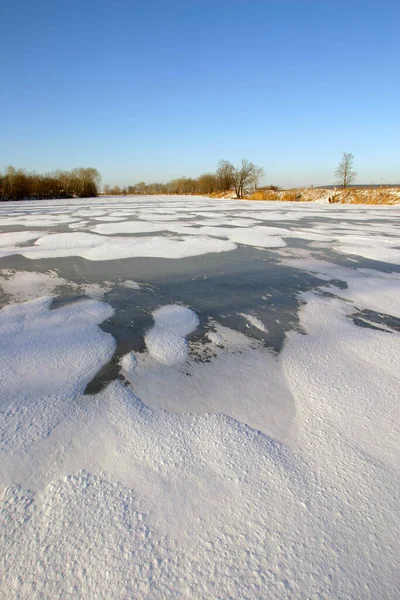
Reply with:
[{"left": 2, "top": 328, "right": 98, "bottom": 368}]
[
  {"left": 0, "top": 196, "right": 399, "bottom": 599},
  {"left": 0, "top": 296, "right": 115, "bottom": 406},
  {"left": 144, "top": 304, "right": 200, "bottom": 365}
]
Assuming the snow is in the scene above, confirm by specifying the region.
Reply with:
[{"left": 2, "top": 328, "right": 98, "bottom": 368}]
[
  {"left": 152, "top": 304, "right": 200, "bottom": 336},
  {"left": 0, "top": 196, "right": 399, "bottom": 599},
  {"left": 0, "top": 270, "right": 70, "bottom": 302},
  {"left": 125, "top": 320, "right": 300, "bottom": 444},
  {"left": 0, "top": 296, "right": 115, "bottom": 406},
  {"left": 281, "top": 257, "right": 400, "bottom": 317},
  {"left": 0, "top": 231, "right": 236, "bottom": 260},
  {"left": 121, "top": 279, "right": 142, "bottom": 290},
  {"left": 239, "top": 312, "right": 268, "bottom": 332},
  {"left": 0, "top": 231, "right": 46, "bottom": 246},
  {"left": 334, "top": 243, "right": 400, "bottom": 265},
  {"left": 144, "top": 304, "right": 200, "bottom": 365}
]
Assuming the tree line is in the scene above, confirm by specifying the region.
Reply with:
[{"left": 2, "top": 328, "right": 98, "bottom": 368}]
[
  {"left": 0, "top": 153, "right": 358, "bottom": 202},
  {"left": 104, "top": 159, "right": 265, "bottom": 198},
  {"left": 0, "top": 166, "right": 101, "bottom": 201}
]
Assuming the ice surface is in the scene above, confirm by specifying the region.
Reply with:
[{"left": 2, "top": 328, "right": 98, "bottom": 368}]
[{"left": 0, "top": 196, "right": 399, "bottom": 599}]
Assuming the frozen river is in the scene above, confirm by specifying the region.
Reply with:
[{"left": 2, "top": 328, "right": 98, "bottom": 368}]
[{"left": 0, "top": 196, "right": 399, "bottom": 598}]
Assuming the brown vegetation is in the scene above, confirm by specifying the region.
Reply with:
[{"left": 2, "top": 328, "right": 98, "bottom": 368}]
[
  {"left": 245, "top": 187, "right": 400, "bottom": 205},
  {"left": 333, "top": 188, "right": 400, "bottom": 205},
  {"left": 0, "top": 166, "right": 101, "bottom": 201}
]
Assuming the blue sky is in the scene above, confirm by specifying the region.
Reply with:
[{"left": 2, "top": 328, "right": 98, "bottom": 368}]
[{"left": 1, "top": 0, "right": 399, "bottom": 188}]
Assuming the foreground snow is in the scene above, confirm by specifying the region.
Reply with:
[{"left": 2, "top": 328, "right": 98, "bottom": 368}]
[{"left": 0, "top": 196, "right": 399, "bottom": 599}]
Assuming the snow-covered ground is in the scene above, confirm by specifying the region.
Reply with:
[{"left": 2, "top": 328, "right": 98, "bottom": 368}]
[{"left": 0, "top": 196, "right": 399, "bottom": 599}]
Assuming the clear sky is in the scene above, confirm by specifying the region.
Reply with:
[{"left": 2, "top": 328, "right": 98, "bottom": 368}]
[{"left": 1, "top": 0, "right": 399, "bottom": 188}]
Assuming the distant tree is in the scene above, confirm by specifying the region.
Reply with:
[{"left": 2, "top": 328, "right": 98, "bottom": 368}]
[
  {"left": 0, "top": 166, "right": 101, "bottom": 201},
  {"left": 110, "top": 185, "right": 121, "bottom": 195},
  {"left": 232, "top": 160, "right": 265, "bottom": 198},
  {"left": 197, "top": 173, "right": 219, "bottom": 195},
  {"left": 103, "top": 184, "right": 110, "bottom": 195},
  {"left": 335, "top": 152, "right": 357, "bottom": 189},
  {"left": 216, "top": 160, "right": 235, "bottom": 191},
  {"left": 135, "top": 182, "right": 147, "bottom": 194}
]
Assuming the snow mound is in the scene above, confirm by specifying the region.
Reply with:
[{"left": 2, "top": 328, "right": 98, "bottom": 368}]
[
  {"left": 0, "top": 296, "right": 115, "bottom": 406},
  {"left": 145, "top": 328, "right": 189, "bottom": 365},
  {"left": 129, "top": 322, "right": 300, "bottom": 445},
  {"left": 144, "top": 304, "right": 200, "bottom": 365},
  {"left": 152, "top": 304, "right": 200, "bottom": 337}
]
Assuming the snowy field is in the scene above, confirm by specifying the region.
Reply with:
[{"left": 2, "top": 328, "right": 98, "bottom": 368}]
[{"left": 0, "top": 195, "right": 399, "bottom": 599}]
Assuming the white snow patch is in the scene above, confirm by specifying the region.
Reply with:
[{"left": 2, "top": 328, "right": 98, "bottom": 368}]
[
  {"left": 145, "top": 328, "right": 189, "bottom": 366},
  {"left": 334, "top": 243, "right": 400, "bottom": 265},
  {"left": 281, "top": 257, "right": 400, "bottom": 317},
  {"left": 80, "top": 282, "right": 113, "bottom": 299},
  {"left": 239, "top": 313, "right": 268, "bottom": 332},
  {"left": 126, "top": 322, "right": 299, "bottom": 445},
  {"left": 121, "top": 279, "right": 141, "bottom": 290},
  {"left": 0, "top": 296, "right": 115, "bottom": 406},
  {"left": 0, "top": 270, "right": 73, "bottom": 302},
  {"left": 0, "top": 231, "right": 46, "bottom": 246},
  {"left": 144, "top": 304, "right": 200, "bottom": 365},
  {"left": 152, "top": 304, "right": 200, "bottom": 337},
  {"left": 0, "top": 231, "right": 236, "bottom": 261}
]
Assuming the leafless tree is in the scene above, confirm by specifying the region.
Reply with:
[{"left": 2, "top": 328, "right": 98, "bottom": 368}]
[
  {"left": 233, "top": 160, "right": 265, "bottom": 198},
  {"left": 335, "top": 152, "right": 357, "bottom": 189},
  {"left": 216, "top": 160, "right": 235, "bottom": 191}
]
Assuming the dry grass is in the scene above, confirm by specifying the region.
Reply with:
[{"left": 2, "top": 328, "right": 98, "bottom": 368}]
[
  {"left": 280, "top": 189, "right": 302, "bottom": 201},
  {"left": 246, "top": 189, "right": 307, "bottom": 201},
  {"left": 247, "top": 190, "right": 278, "bottom": 201},
  {"left": 332, "top": 188, "right": 400, "bottom": 205}
]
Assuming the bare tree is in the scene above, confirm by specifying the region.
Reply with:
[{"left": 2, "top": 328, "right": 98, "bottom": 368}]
[
  {"left": 233, "top": 160, "right": 265, "bottom": 198},
  {"left": 335, "top": 152, "right": 357, "bottom": 189},
  {"left": 216, "top": 160, "right": 235, "bottom": 191}
]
